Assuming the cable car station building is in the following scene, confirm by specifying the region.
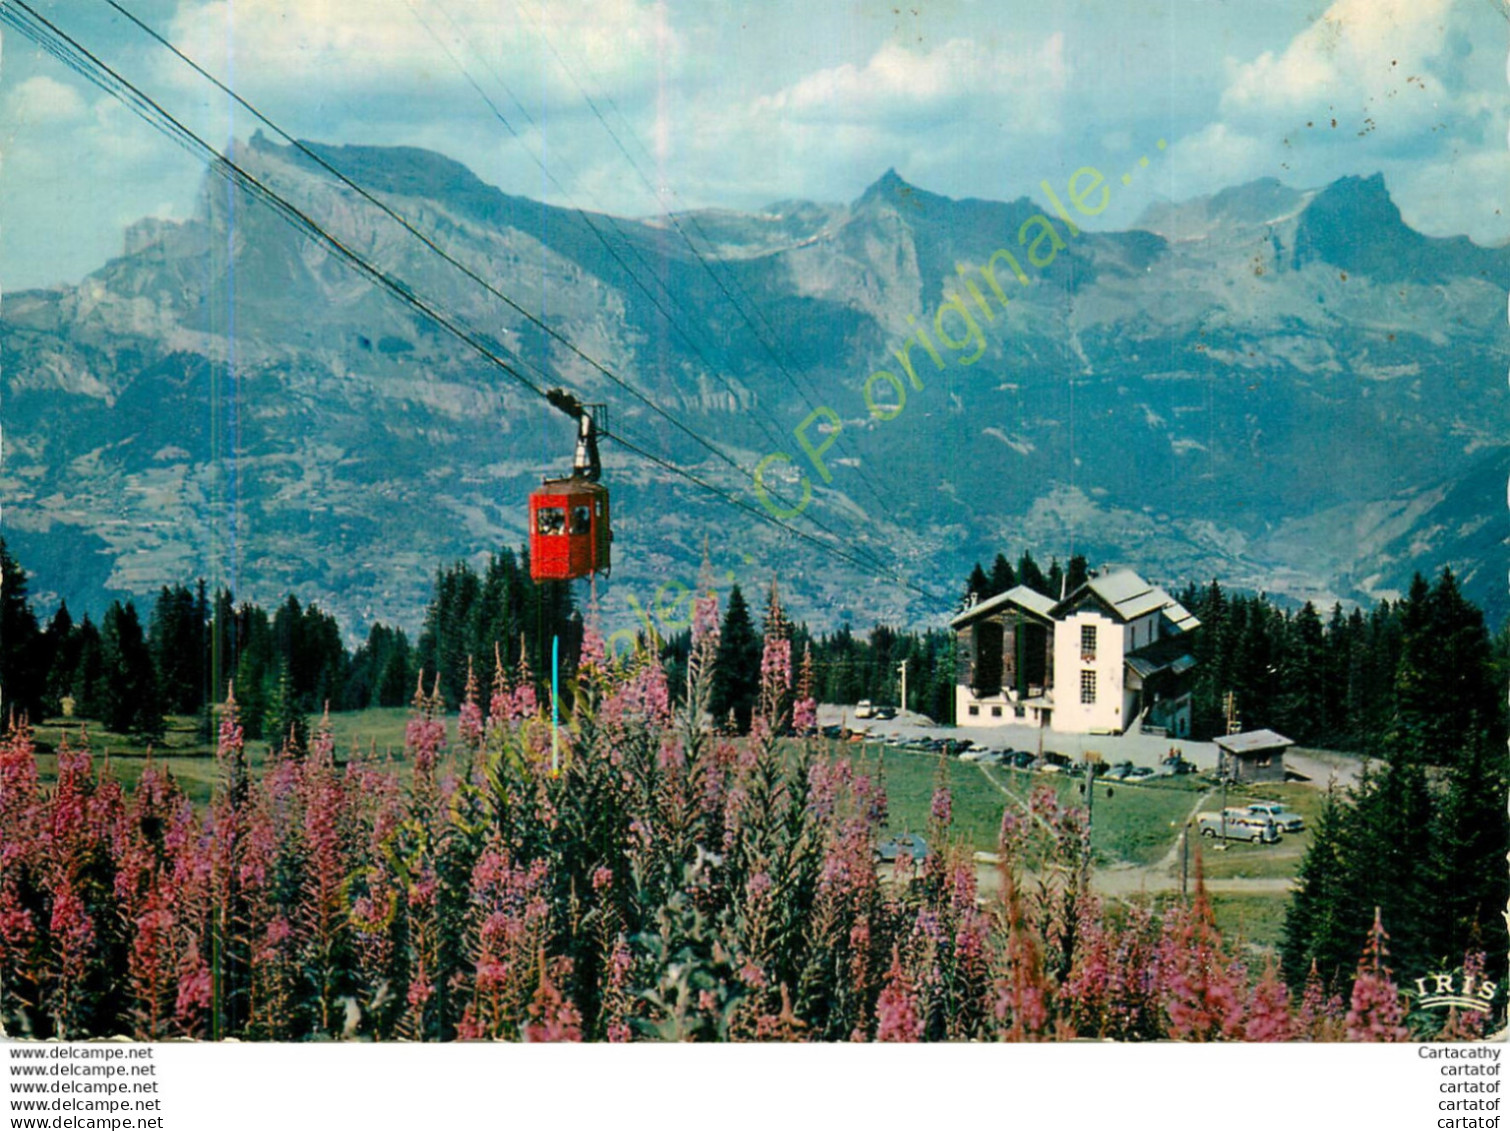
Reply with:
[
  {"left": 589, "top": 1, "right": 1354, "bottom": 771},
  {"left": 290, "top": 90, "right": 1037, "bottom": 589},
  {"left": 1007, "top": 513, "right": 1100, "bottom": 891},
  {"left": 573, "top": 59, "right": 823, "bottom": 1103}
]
[{"left": 951, "top": 569, "right": 1199, "bottom": 737}]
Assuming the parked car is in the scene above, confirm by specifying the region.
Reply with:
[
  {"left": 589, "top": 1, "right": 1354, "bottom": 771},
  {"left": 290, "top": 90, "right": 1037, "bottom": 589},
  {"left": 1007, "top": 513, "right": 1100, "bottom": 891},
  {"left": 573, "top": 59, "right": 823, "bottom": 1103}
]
[
  {"left": 875, "top": 832, "right": 929, "bottom": 863},
  {"left": 1009, "top": 750, "right": 1037, "bottom": 770},
  {"left": 872, "top": 705, "right": 897, "bottom": 721},
  {"left": 820, "top": 725, "right": 844, "bottom": 740},
  {"left": 1127, "top": 766, "right": 1155, "bottom": 779},
  {"left": 1244, "top": 801, "right": 1304, "bottom": 833},
  {"left": 1196, "top": 811, "right": 1279, "bottom": 843},
  {"left": 854, "top": 700, "right": 875, "bottom": 719}
]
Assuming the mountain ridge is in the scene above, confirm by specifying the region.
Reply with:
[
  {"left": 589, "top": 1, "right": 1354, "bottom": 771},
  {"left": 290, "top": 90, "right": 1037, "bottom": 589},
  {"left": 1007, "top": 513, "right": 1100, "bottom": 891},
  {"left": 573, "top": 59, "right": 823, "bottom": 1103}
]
[{"left": 3, "top": 139, "right": 1505, "bottom": 635}]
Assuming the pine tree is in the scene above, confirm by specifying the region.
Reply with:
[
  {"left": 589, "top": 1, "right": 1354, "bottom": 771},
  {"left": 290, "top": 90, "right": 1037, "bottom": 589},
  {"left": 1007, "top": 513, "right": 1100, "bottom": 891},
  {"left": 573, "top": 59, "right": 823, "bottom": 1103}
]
[
  {"left": 101, "top": 600, "right": 163, "bottom": 741},
  {"left": 1065, "top": 555, "right": 1090, "bottom": 594},
  {"left": 1045, "top": 559, "right": 1064, "bottom": 601},
  {"left": 1281, "top": 785, "right": 1354, "bottom": 989},
  {"left": 70, "top": 616, "right": 106, "bottom": 720},
  {"left": 988, "top": 553, "right": 1016, "bottom": 597},
  {"left": 1388, "top": 574, "right": 1433, "bottom": 765},
  {"left": 149, "top": 584, "right": 203, "bottom": 715},
  {"left": 42, "top": 601, "right": 79, "bottom": 717},
  {"left": 965, "top": 562, "right": 989, "bottom": 605},
  {"left": 1275, "top": 602, "right": 1324, "bottom": 744},
  {"left": 0, "top": 539, "right": 45, "bottom": 722},
  {"left": 710, "top": 585, "right": 760, "bottom": 734},
  {"left": 1015, "top": 552, "right": 1047, "bottom": 597},
  {"left": 264, "top": 662, "right": 309, "bottom": 758}
]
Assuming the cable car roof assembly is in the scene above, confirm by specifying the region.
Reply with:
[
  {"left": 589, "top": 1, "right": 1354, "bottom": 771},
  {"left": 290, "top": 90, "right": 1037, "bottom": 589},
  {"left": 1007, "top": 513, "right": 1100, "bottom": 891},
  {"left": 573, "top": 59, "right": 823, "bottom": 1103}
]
[{"left": 528, "top": 388, "right": 612, "bottom": 583}]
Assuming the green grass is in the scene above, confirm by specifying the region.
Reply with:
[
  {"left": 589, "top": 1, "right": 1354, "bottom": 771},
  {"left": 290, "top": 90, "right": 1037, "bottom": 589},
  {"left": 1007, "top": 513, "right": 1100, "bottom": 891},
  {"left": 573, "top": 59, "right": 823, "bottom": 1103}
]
[
  {"left": 28, "top": 708, "right": 434, "bottom": 809},
  {"left": 1126, "top": 890, "right": 1293, "bottom": 956},
  {"left": 824, "top": 741, "right": 1209, "bottom": 865},
  {"left": 1205, "top": 892, "right": 1292, "bottom": 952},
  {"left": 1190, "top": 783, "right": 1321, "bottom": 880}
]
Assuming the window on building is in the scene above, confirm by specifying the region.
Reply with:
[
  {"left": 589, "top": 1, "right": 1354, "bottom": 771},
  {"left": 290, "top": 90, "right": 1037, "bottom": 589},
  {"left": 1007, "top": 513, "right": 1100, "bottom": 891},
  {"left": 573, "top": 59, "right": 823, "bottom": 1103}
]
[
  {"left": 1081, "top": 624, "right": 1097, "bottom": 659},
  {"left": 968, "top": 705, "right": 979, "bottom": 716},
  {"left": 991, "top": 705, "right": 1002, "bottom": 717},
  {"left": 1080, "top": 669, "right": 1096, "bottom": 704},
  {"left": 1014, "top": 705, "right": 1026, "bottom": 718}
]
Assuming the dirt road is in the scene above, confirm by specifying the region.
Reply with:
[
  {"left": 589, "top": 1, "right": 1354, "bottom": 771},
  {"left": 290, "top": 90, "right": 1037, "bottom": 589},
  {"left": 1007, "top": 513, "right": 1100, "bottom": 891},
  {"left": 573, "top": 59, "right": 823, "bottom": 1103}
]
[{"left": 969, "top": 763, "right": 1301, "bottom": 900}]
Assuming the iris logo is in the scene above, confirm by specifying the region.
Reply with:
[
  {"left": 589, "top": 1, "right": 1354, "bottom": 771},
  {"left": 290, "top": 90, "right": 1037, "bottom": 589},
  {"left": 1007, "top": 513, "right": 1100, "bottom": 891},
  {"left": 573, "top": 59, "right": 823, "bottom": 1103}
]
[{"left": 1414, "top": 970, "right": 1496, "bottom": 1014}]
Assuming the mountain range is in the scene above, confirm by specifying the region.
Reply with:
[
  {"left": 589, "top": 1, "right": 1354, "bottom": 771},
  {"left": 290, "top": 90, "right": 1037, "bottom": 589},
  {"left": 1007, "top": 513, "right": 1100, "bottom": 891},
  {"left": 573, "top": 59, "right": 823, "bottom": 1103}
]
[{"left": 3, "top": 133, "right": 1505, "bottom": 637}]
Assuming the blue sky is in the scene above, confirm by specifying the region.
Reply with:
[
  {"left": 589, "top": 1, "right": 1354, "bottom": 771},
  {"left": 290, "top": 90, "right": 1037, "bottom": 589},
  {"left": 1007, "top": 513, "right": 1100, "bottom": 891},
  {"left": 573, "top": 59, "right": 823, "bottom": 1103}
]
[{"left": 2, "top": 0, "right": 1505, "bottom": 290}]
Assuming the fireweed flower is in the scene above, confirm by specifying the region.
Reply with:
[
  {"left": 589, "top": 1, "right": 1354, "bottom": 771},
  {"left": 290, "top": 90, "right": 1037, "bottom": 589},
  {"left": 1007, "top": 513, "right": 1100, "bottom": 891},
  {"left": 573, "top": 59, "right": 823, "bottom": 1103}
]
[
  {"left": 1344, "top": 909, "right": 1408, "bottom": 1042},
  {"left": 458, "top": 658, "right": 486, "bottom": 755},
  {"left": 875, "top": 948, "right": 921, "bottom": 1042}
]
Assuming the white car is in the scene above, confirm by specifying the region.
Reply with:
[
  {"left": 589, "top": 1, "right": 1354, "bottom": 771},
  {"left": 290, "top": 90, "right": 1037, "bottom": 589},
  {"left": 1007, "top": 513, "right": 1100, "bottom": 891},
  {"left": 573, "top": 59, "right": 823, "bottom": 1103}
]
[
  {"left": 1244, "top": 802, "right": 1304, "bottom": 833},
  {"left": 854, "top": 700, "right": 875, "bottom": 719}
]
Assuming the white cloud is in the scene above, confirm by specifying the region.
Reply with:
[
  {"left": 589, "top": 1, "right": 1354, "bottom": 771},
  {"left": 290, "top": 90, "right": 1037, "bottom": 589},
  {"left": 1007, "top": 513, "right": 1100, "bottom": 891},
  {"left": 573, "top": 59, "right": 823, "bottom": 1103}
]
[
  {"left": 1221, "top": 0, "right": 1454, "bottom": 123},
  {"left": 754, "top": 34, "right": 1068, "bottom": 131},
  {"left": 1168, "top": 0, "right": 1508, "bottom": 242},
  {"left": 3, "top": 75, "right": 89, "bottom": 126},
  {"left": 164, "top": 0, "right": 680, "bottom": 108}
]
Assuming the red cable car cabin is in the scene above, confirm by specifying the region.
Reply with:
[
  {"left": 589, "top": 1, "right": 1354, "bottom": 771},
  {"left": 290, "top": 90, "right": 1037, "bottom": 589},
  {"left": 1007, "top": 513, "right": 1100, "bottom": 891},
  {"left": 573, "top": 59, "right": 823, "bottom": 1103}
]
[
  {"left": 528, "top": 387, "right": 612, "bottom": 582},
  {"left": 529, "top": 477, "right": 610, "bottom": 581}
]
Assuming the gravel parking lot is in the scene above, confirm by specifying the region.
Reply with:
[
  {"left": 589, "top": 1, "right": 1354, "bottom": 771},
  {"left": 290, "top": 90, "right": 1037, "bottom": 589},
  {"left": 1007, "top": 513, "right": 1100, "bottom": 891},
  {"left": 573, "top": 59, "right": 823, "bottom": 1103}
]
[{"left": 817, "top": 703, "right": 1219, "bottom": 772}]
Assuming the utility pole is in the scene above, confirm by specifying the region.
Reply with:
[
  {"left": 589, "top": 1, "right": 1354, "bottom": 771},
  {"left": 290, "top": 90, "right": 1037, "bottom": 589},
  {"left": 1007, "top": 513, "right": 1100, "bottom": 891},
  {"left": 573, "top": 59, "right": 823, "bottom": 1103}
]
[
  {"left": 1217, "top": 690, "right": 1240, "bottom": 848},
  {"left": 1082, "top": 756, "right": 1097, "bottom": 880},
  {"left": 898, "top": 659, "right": 908, "bottom": 713}
]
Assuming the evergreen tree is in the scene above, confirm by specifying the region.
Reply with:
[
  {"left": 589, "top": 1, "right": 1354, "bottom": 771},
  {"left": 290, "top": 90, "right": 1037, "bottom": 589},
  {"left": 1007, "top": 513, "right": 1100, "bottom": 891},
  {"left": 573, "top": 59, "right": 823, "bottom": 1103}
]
[
  {"left": 988, "top": 553, "right": 1016, "bottom": 598},
  {"left": 0, "top": 539, "right": 45, "bottom": 722},
  {"left": 70, "top": 616, "right": 106, "bottom": 720},
  {"left": 1046, "top": 558, "right": 1065, "bottom": 601},
  {"left": 101, "top": 600, "right": 163, "bottom": 740},
  {"left": 1016, "top": 552, "right": 1049, "bottom": 597},
  {"left": 149, "top": 584, "right": 204, "bottom": 715},
  {"left": 965, "top": 562, "right": 989, "bottom": 605},
  {"left": 1388, "top": 574, "right": 1434, "bottom": 765},
  {"left": 42, "top": 601, "right": 79, "bottom": 716},
  {"left": 710, "top": 585, "right": 760, "bottom": 733},
  {"left": 232, "top": 603, "right": 274, "bottom": 739},
  {"left": 1282, "top": 786, "right": 1351, "bottom": 989},
  {"left": 264, "top": 662, "right": 309, "bottom": 758},
  {"left": 1065, "top": 554, "right": 1090, "bottom": 594},
  {"left": 1275, "top": 602, "right": 1325, "bottom": 744}
]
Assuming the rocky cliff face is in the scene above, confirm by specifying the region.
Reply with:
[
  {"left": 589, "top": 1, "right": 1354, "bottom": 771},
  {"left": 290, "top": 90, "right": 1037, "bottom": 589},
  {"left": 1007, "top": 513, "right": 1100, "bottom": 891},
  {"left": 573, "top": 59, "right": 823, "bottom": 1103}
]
[{"left": 3, "top": 135, "right": 1505, "bottom": 633}]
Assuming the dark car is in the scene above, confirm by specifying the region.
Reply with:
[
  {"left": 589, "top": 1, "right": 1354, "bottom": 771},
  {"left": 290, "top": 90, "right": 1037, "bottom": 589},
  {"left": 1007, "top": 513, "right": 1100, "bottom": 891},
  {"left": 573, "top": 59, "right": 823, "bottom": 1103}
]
[
  {"left": 821, "top": 725, "right": 844, "bottom": 740},
  {"left": 875, "top": 832, "right": 930, "bottom": 863},
  {"left": 1009, "top": 750, "right": 1037, "bottom": 770},
  {"left": 872, "top": 705, "right": 897, "bottom": 720}
]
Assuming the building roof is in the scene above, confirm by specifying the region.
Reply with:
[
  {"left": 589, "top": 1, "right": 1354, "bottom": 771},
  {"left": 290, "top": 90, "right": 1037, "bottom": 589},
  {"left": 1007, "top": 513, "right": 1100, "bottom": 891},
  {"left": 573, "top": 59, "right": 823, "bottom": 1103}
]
[
  {"left": 1125, "top": 634, "right": 1197, "bottom": 679},
  {"left": 1215, "top": 729, "right": 1294, "bottom": 754},
  {"left": 1054, "top": 568, "right": 1200, "bottom": 632},
  {"left": 950, "top": 584, "right": 1058, "bottom": 629}
]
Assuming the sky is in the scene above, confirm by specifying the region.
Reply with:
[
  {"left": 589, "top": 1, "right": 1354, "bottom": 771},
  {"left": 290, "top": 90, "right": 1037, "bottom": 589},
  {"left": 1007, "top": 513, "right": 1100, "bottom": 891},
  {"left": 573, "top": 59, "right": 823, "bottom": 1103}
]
[{"left": 1, "top": 0, "right": 1506, "bottom": 290}]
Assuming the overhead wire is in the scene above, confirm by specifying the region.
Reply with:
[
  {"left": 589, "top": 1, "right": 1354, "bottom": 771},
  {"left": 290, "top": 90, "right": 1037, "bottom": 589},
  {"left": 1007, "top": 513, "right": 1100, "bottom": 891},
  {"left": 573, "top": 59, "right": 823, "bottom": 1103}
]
[
  {"left": 502, "top": 0, "right": 898, "bottom": 522},
  {"left": 398, "top": 0, "right": 806, "bottom": 470},
  {"left": 100, "top": 0, "right": 910, "bottom": 586},
  {"left": 6, "top": 0, "right": 951, "bottom": 608}
]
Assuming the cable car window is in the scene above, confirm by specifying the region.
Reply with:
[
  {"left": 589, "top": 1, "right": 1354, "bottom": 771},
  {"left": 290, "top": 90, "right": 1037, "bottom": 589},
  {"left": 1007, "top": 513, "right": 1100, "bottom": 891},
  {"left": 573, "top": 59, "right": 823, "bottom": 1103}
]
[
  {"left": 536, "top": 507, "right": 566, "bottom": 535},
  {"left": 569, "top": 505, "right": 591, "bottom": 534}
]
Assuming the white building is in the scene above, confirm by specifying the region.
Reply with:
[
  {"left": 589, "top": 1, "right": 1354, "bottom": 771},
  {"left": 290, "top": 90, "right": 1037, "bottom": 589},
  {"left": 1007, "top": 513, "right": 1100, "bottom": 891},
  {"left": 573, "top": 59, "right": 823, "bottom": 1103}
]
[{"left": 951, "top": 569, "right": 1199, "bottom": 736}]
